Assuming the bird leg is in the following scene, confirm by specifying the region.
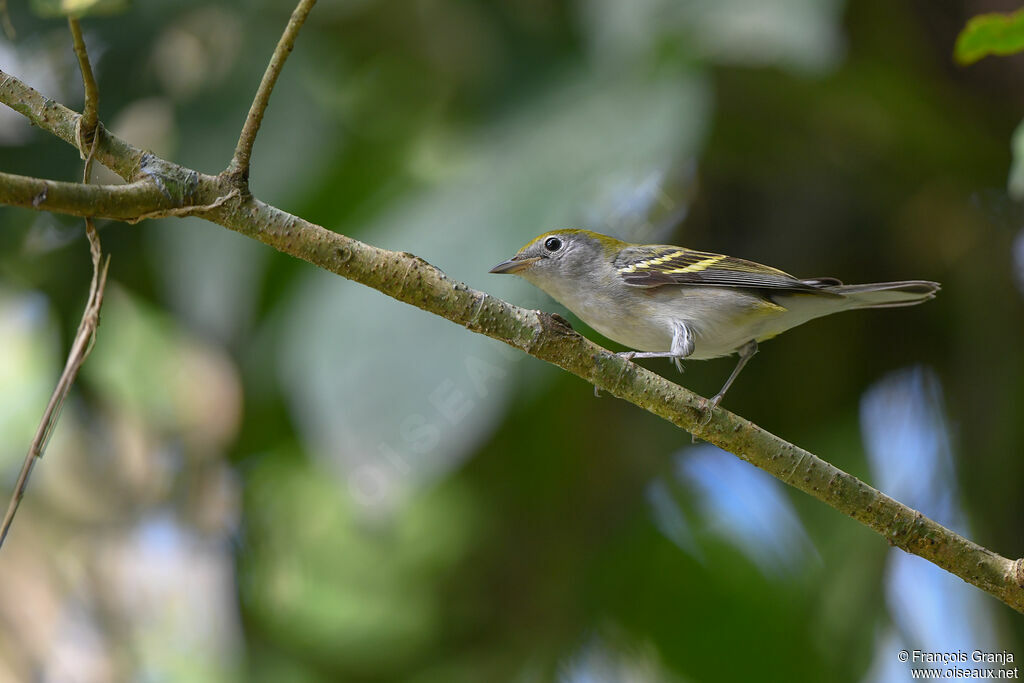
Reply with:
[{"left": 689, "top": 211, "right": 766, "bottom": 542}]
[
  {"left": 699, "top": 339, "right": 758, "bottom": 425},
  {"left": 617, "top": 320, "right": 694, "bottom": 373}
]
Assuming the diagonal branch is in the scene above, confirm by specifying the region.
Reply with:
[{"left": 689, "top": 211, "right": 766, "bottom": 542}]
[
  {"left": 0, "top": 69, "right": 1022, "bottom": 610},
  {"left": 225, "top": 0, "right": 318, "bottom": 184},
  {"left": 0, "top": 69, "right": 144, "bottom": 181}
]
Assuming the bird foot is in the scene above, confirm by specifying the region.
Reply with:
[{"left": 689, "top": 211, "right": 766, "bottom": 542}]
[{"left": 697, "top": 394, "right": 723, "bottom": 427}]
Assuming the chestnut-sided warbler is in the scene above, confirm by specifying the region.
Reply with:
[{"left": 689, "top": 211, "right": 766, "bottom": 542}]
[{"left": 490, "top": 229, "right": 939, "bottom": 411}]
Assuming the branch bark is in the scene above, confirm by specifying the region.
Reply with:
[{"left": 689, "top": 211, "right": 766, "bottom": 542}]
[
  {"left": 0, "top": 171, "right": 180, "bottom": 219},
  {"left": 0, "top": 58, "right": 1021, "bottom": 612}
]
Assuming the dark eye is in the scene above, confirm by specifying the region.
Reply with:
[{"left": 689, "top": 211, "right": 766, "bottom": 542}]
[{"left": 544, "top": 237, "right": 562, "bottom": 252}]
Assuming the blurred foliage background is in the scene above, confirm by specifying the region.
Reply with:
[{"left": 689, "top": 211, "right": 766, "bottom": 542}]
[{"left": 1, "top": 0, "right": 1023, "bottom": 681}]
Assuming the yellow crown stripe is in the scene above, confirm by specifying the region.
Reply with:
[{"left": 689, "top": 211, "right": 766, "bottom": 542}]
[{"left": 663, "top": 254, "right": 726, "bottom": 274}]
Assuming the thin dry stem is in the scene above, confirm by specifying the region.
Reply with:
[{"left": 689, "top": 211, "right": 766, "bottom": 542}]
[
  {"left": 0, "top": 24, "right": 108, "bottom": 551},
  {"left": 0, "top": 222, "right": 110, "bottom": 549}
]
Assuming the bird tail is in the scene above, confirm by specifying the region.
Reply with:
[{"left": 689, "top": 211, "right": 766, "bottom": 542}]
[{"left": 826, "top": 280, "right": 940, "bottom": 309}]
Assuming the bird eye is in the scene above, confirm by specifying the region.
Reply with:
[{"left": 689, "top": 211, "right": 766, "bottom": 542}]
[{"left": 544, "top": 237, "right": 562, "bottom": 252}]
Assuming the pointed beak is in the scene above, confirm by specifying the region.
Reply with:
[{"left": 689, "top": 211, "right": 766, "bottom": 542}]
[{"left": 488, "top": 256, "right": 540, "bottom": 274}]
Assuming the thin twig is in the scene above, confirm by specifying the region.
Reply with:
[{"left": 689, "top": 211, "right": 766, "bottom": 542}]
[
  {"left": 0, "top": 22, "right": 109, "bottom": 551},
  {"left": 68, "top": 17, "right": 99, "bottom": 154},
  {"left": 225, "top": 0, "right": 318, "bottom": 183}
]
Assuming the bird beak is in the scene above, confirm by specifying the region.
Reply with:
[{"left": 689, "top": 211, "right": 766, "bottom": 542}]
[{"left": 488, "top": 256, "right": 540, "bottom": 274}]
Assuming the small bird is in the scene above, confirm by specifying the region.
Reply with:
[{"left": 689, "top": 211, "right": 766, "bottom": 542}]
[{"left": 490, "top": 229, "right": 939, "bottom": 412}]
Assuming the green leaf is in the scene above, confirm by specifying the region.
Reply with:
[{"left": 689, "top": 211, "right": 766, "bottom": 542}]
[
  {"left": 954, "top": 8, "right": 1024, "bottom": 65},
  {"left": 30, "top": 0, "right": 130, "bottom": 18}
]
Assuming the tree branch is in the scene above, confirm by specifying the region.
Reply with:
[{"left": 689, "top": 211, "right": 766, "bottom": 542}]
[
  {"left": 225, "top": 0, "right": 318, "bottom": 184},
  {"left": 1, "top": 67, "right": 1022, "bottom": 611},
  {"left": 0, "top": 69, "right": 144, "bottom": 181},
  {"left": 0, "top": 171, "right": 184, "bottom": 219}
]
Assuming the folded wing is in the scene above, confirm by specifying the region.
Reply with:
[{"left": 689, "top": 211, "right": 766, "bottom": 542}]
[{"left": 613, "top": 245, "right": 834, "bottom": 294}]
